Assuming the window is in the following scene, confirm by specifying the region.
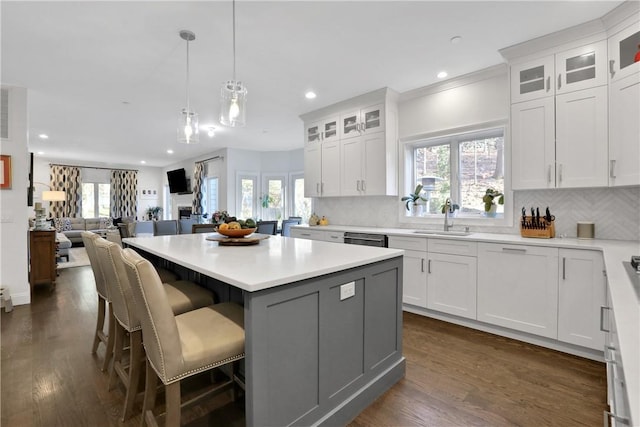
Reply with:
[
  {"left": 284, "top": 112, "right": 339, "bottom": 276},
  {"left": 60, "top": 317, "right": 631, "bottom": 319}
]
[
  {"left": 261, "top": 175, "right": 285, "bottom": 223},
  {"left": 82, "top": 182, "right": 110, "bottom": 218},
  {"left": 409, "top": 127, "right": 505, "bottom": 218},
  {"left": 238, "top": 174, "right": 257, "bottom": 220},
  {"left": 204, "top": 176, "right": 218, "bottom": 214},
  {"left": 290, "top": 173, "right": 311, "bottom": 222}
]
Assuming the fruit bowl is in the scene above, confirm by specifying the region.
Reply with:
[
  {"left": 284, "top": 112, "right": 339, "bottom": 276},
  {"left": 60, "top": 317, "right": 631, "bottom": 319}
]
[{"left": 215, "top": 227, "right": 257, "bottom": 238}]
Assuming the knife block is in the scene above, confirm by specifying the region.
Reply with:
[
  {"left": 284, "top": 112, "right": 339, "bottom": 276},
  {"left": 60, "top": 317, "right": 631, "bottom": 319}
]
[{"left": 520, "top": 216, "right": 555, "bottom": 239}]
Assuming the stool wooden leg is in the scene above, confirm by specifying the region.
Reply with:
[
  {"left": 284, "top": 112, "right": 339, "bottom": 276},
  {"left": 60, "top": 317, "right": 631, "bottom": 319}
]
[
  {"left": 141, "top": 359, "right": 158, "bottom": 427},
  {"left": 108, "top": 323, "right": 125, "bottom": 391},
  {"left": 101, "top": 304, "right": 115, "bottom": 372},
  {"left": 122, "top": 330, "right": 143, "bottom": 421},
  {"left": 165, "top": 382, "right": 181, "bottom": 427},
  {"left": 92, "top": 296, "right": 106, "bottom": 354}
]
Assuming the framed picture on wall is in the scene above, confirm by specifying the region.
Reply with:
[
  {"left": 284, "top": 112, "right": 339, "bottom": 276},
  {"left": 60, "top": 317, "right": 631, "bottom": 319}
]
[
  {"left": 0, "top": 155, "right": 11, "bottom": 189},
  {"left": 140, "top": 188, "right": 157, "bottom": 200}
]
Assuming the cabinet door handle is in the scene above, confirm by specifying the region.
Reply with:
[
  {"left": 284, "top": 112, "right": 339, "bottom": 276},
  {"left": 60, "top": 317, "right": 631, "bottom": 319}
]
[
  {"left": 558, "top": 163, "right": 563, "bottom": 184},
  {"left": 610, "top": 160, "right": 616, "bottom": 179},
  {"left": 609, "top": 59, "right": 615, "bottom": 78},
  {"left": 427, "top": 259, "right": 431, "bottom": 274},
  {"left": 321, "top": 131, "right": 324, "bottom": 141},
  {"left": 356, "top": 180, "right": 361, "bottom": 191},
  {"left": 355, "top": 123, "right": 360, "bottom": 132},
  {"left": 316, "top": 183, "right": 320, "bottom": 195},
  {"left": 421, "top": 258, "right": 425, "bottom": 273},
  {"left": 562, "top": 257, "right": 566, "bottom": 280},
  {"left": 600, "top": 306, "right": 610, "bottom": 332},
  {"left": 361, "top": 180, "right": 366, "bottom": 191},
  {"left": 557, "top": 74, "right": 562, "bottom": 90},
  {"left": 546, "top": 76, "right": 551, "bottom": 92},
  {"left": 502, "top": 247, "right": 526, "bottom": 253}
]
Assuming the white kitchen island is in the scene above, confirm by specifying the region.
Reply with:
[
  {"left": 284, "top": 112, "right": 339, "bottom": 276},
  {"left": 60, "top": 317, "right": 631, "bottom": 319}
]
[{"left": 123, "top": 233, "right": 405, "bottom": 426}]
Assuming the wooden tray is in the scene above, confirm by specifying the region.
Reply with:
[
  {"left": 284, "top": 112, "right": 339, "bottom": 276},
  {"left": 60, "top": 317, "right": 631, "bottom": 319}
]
[
  {"left": 206, "top": 234, "right": 270, "bottom": 246},
  {"left": 520, "top": 217, "right": 555, "bottom": 239}
]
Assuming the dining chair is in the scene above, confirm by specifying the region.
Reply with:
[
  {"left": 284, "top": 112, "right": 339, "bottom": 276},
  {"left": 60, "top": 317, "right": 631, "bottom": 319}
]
[
  {"left": 256, "top": 220, "right": 278, "bottom": 235},
  {"left": 105, "top": 229, "right": 122, "bottom": 246},
  {"left": 192, "top": 223, "right": 217, "bottom": 234},
  {"left": 153, "top": 220, "right": 178, "bottom": 236},
  {"left": 81, "top": 231, "right": 114, "bottom": 372},
  {"left": 177, "top": 218, "right": 196, "bottom": 234},
  {"left": 121, "top": 248, "right": 245, "bottom": 427},
  {"left": 94, "top": 237, "right": 216, "bottom": 421},
  {"left": 281, "top": 218, "right": 302, "bottom": 237}
]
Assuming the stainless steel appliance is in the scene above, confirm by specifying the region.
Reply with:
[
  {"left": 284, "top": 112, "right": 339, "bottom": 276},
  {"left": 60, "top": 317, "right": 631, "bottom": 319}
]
[{"left": 343, "top": 232, "right": 388, "bottom": 248}]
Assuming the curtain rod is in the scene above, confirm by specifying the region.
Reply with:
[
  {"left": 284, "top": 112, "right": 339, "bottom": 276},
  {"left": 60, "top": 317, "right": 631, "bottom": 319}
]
[
  {"left": 50, "top": 163, "right": 138, "bottom": 172},
  {"left": 195, "top": 155, "right": 224, "bottom": 164}
]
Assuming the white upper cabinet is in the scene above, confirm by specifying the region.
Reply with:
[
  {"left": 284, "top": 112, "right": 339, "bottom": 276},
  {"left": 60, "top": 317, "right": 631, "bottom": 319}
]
[
  {"left": 555, "top": 85, "right": 609, "bottom": 188},
  {"left": 300, "top": 88, "right": 398, "bottom": 198},
  {"left": 340, "top": 103, "right": 385, "bottom": 140},
  {"left": 609, "top": 72, "right": 640, "bottom": 186},
  {"left": 555, "top": 41, "right": 608, "bottom": 94},
  {"left": 510, "top": 56, "right": 555, "bottom": 103},
  {"left": 608, "top": 19, "right": 640, "bottom": 82}
]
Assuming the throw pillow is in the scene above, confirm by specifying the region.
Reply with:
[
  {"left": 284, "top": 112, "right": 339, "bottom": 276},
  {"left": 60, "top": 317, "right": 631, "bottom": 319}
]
[
  {"left": 53, "top": 217, "right": 64, "bottom": 233},
  {"left": 112, "top": 217, "right": 122, "bottom": 227},
  {"left": 99, "top": 217, "right": 112, "bottom": 229},
  {"left": 62, "top": 218, "right": 72, "bottom": 231}
]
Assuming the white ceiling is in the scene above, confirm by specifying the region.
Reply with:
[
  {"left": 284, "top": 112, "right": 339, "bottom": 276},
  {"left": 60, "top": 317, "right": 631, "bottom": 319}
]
[{"left": 1, "top": 1, "right": 621, "bottom": 168}]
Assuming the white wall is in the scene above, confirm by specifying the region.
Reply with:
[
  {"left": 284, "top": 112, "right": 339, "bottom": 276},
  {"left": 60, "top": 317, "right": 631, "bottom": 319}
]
[{"left": 0, "top": 86, "right": 30, "bottom": 305}]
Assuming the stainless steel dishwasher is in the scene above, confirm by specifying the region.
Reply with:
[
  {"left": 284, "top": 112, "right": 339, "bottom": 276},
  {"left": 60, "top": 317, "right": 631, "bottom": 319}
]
[{"left": 343, "top": 232, "right": 388, "bottom": 247}]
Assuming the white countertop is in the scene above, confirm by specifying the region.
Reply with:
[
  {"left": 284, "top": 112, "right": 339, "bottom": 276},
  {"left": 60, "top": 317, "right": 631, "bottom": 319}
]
[
  {"left": 123, "top": 233, "right": 403, "bottom": 293},
  {"left": 296, "top": 224, "right": 640, "bottom": 424}
]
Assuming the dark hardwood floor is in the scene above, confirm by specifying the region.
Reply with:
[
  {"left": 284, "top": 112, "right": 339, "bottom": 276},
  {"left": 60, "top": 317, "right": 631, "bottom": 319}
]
[{"left": 1, "top": 265, "right": 606, "bottom": 426}]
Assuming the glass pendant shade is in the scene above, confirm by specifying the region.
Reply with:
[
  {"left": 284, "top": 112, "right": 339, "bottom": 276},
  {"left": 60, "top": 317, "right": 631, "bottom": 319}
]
[
  {"left": 220, "top": 80, "right": 247, "bottom": 127},
  {"left": 178, "top": 109, "right": 199, "bottom": 144}
]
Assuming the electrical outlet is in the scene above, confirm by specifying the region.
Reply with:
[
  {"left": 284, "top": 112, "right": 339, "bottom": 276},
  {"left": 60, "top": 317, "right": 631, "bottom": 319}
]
[{"left": 340, "top": 281, "right": 355, "bottom": 301}]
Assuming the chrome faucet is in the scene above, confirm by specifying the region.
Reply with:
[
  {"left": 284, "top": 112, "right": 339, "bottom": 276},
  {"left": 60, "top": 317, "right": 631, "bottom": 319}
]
[{"left": 443, "top": 198, "right": 453, "bottom": 231}]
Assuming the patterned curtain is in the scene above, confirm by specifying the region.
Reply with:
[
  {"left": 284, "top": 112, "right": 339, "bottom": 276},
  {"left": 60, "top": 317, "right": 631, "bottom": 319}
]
[
  {"left": 110, "top": 170, "right": 137, "bottom": 219},
  {"left": 192, "top": 162, "right": 205, "bottom": 215},
  {"left": 49, "top": 165, "right": 82, "bottom": 218}
]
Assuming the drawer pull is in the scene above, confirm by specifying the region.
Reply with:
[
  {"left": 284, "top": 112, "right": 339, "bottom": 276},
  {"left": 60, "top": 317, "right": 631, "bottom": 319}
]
[
  {"left": 502, "top": 247, "right": 526, "bottom": 253},
  {"left": 427, "top": 259, "right": 431, "bottom": 274},
  {"left": 421, "top": 258, "right": 425, "bottom": 273}
]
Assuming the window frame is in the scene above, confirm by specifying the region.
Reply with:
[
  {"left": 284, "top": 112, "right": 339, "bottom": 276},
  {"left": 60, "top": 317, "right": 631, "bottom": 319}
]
[
  {"left": 399, "top": 120, "right": 512, "bottom": 228},
  {"left": 236, "top": 172, "right": 258, "bottom": 220},
  {"left": 289, "top": 171, "right": 312, "bottom": 223},
  {"left": 82, "top": 181, "right": 110, "bottom": 218}
]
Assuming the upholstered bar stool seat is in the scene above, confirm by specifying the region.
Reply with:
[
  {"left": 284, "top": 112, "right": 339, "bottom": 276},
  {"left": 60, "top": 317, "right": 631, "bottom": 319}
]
[
  {"left": 121, "top": 248, "right": 245, "bottom": 427},
  {"left": 94, "top": 237, "right": 216, "bottom": 421}
]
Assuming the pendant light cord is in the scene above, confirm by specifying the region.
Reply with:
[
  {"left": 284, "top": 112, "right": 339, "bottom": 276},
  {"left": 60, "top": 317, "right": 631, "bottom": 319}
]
[
  {"left": 186, "top": 36, "right": 191, "bottom": 113},
  {"left": 232, "top": 0, "right": 236, "bottom": 81}
]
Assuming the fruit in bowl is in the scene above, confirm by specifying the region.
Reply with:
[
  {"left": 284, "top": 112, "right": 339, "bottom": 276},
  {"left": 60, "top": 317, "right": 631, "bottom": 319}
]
[{"left": 216, "top": 219, "right": 257, "bottom": 237}]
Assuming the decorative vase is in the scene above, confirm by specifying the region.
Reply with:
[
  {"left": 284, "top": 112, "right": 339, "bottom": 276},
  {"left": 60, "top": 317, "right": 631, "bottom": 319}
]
[
  {"left": 411, "top": 204, "right": 424, "bottom": 217},
  {"left": 485, "top": 204, "right": 497, "bottom": 218}
]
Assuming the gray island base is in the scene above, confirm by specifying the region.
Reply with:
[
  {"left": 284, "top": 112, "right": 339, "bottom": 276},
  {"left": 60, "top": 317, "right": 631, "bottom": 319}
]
[{"left": 123, "top": 234, "right": 405, "bottom": 426}]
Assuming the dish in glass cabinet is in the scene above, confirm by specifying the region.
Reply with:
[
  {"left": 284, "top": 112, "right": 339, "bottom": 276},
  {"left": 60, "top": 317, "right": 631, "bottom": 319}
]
[{"left": 216, "top": 227, "right": 257, "bottom": 238}]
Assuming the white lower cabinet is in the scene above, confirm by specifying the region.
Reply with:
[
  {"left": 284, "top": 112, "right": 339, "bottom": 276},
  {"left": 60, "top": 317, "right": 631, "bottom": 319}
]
[
  {"left": 477, "top": 243, "right": 559, "bottom": 339},
  {"left": 557, "top": 249, "right": 606, "bottom": 350},
  {"left": 427, "top": 252, "right": 477, "bottom": 319},
  {"left": 388, "top": 236, "right": 427, "bottom": 308},
  {"left": 290, "top": 228, "right": 329, "bottom": 241}
]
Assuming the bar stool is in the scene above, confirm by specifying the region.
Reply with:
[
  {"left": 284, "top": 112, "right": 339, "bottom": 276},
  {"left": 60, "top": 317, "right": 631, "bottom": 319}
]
[
  {"left": 82, "top": 231, "right": 114, "bottom": 372},
  {"left": 121, "top": 248, "right": 245, "bottom": 427},
  {"left": 94, "top": 237, "right": 216, "bottom": 421}
]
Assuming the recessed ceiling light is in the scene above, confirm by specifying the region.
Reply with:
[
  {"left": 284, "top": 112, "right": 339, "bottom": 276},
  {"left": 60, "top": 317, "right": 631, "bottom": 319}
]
[
  {"left": 207, "top": 127, "right": 216, "bottom": 138},
  {"left": 38, "top": 134, "right": 49, "bottom": 139},
  {"left": 305, "top": 91, "right": 317, "bottom": 99},
  {"left": 37, "top": 151, "right": 44, "bottom": 155},
  {"left": 450, "top": 36, "right": 462, "bottom": 44},
  {"left": 167, "top": 149, "right": 174, "bottom": 154},
  {"left": 437, "top": 71, "right": 448, "bottom": 79},
  {"left": 140, "top": 160, "right": 146, "bottom": 164}
]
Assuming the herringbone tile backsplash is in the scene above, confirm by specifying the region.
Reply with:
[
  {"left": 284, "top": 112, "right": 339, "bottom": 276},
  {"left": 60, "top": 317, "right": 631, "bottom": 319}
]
[{"left": 314, "top": 187, "right": 640, "bottom": 241}]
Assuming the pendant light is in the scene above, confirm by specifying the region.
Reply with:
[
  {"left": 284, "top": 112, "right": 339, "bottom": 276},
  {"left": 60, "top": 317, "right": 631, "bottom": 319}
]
[
  {"left": 220, "top": 0, "right": 247, "bottom": 127},
  {"left": 178, "top": 30, "right": 199, "bottom": 144}
]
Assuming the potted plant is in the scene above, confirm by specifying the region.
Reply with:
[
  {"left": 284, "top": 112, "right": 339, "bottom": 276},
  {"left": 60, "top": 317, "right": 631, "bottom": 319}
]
[
  {"left": 482, "top": 188, "right": 504, "bottom": 217},
  {"left": 146, "top": 206, "right": 162, "bottom": 220},
  {"left": 440, "top": 201, "right": 460, "bottom": 216},
  {"left": 401, "top": 184, "right": 427, "bottom": 215}
]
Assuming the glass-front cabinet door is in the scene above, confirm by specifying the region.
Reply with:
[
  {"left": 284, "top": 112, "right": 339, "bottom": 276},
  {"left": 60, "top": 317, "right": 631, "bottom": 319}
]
[
  {"left": 306, "top": 122, "right": 321, "bottom": 144},
  {"left": 510, "top": 56, "right": 555, "bottom": 103},
  {"left": 322, "top": 116, "right": 339, "bottom": 143},
  {"left": 361, "top": 103, "right": 385, "bottom": 134},
  {"left": 555, "top": 41, "right": 607, "bottom": 94},
  {"left": 608, "top": 21, "right": 640, "bottom": 81},
  {"left": 340, "top": 110, "right": 360, "bottom": 139}
]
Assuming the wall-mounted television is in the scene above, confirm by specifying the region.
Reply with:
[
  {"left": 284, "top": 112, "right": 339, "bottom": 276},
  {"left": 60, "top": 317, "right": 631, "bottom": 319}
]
[{"left": 167, "top": 168, "right": 190, "bottom": 194}]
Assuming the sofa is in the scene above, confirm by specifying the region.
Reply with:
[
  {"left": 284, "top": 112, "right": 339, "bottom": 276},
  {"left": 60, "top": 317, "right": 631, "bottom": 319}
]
[{"left": 53, "top": 217, "right": 112, "bottom": 244}]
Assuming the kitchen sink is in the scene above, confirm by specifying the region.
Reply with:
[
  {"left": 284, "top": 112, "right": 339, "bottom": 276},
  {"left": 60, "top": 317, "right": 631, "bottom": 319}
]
[{"left": 412, "top": 230, "right": 472, "bottom": 236}]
